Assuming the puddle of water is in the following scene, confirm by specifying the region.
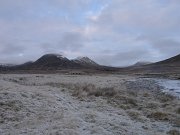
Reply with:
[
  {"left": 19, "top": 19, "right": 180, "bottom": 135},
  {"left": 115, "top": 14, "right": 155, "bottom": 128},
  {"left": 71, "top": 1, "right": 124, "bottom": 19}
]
[{"left": 156, "top": 79, "right": 180, "bottom": 98}]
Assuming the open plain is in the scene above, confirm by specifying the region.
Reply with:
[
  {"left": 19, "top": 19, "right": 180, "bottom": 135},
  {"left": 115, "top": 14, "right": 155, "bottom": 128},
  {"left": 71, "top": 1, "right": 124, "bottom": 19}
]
[{"left": 0, "top": 74, "right": 179, "bottom": 135}]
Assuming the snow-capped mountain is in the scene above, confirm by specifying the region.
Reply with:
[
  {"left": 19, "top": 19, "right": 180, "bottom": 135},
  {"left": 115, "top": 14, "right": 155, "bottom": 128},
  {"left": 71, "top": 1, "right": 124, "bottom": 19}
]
[
  {"left": 73, "top": 56, "right": 99, "bottom": 67},
  {"left": 29, "top": 54, "right": 80, "bottom": 69}
]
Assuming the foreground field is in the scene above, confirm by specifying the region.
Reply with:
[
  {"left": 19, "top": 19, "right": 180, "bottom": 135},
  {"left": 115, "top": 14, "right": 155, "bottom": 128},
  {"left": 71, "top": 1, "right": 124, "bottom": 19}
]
[{"left": 0, "top": 74, "right": 179, "bottom": 135}]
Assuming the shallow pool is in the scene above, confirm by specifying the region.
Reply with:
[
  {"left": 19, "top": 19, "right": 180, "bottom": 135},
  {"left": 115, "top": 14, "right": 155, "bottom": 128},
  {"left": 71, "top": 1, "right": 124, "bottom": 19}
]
[{"left": 156, "top": 79, "right": 180, "bottom": 98}]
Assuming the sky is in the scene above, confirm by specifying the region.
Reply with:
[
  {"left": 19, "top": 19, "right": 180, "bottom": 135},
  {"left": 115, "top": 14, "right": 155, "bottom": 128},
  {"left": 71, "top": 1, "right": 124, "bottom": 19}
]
[{"left": 0, "top": 0, "right": 180, "bottom": 66}]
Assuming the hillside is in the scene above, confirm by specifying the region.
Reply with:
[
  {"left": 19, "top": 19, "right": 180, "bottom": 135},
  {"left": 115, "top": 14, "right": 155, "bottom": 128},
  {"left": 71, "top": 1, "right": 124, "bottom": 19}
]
[
  {"left": 130, "top": 61, "right": 152, "bottom": 67},
  {"left": 120, "top": 54, "right": 180, "bottom": 78},
  {"left": 154, "top": 54, "right": 180, "bottom": 66}
]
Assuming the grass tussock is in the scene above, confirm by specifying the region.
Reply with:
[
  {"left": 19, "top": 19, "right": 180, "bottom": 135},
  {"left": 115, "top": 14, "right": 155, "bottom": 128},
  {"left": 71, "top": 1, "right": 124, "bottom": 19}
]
[
  {"left": 143, "top": 92, "right": 149, "bottom": 97},
  {"left": 108, "top": 95, "right": 138, "bottom": 109},
  {"left": 157, "top": 93, "right": 174, "bottom": 102},
  {"left": 47, "top": 82, "right": 117, "bottom": 98},
  {"left": 146, "top": 102, "right": 159, "bottom": 109},
  {"left": 0, "top": 100, "right": 23, "bottom": 112},
  {"left": 176, "top": 107, "right": 180, "bottom": 114},
  {"left": 173, "top": 119, "right": 180, "bottom": 127},
  {"left": 70, "top": 83, "right": 117, "bottom": 98},
  {"left": 127, "top": 110, "right": 141, "bottom": 121},
  {"left": 147, "top": 111, "right": 169, "bottom": 121},
  {"left": 167, "top": 130, "right": 180, "bottom": 135}
]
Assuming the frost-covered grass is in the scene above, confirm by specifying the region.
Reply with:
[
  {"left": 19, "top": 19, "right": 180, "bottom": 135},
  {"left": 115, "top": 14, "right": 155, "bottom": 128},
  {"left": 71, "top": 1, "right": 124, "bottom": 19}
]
[{"left": 0, "top": 74, "right": 179, "bottom": 135}]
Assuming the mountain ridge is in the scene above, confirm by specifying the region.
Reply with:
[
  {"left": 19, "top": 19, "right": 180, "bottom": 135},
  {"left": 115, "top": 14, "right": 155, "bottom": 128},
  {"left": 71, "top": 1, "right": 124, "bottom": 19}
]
[
  {"left": 0, "top": 53, "right": 180, "bottom": 76},
  {"left": 2, "top": 54, "right": 101, "bottom": 71}
]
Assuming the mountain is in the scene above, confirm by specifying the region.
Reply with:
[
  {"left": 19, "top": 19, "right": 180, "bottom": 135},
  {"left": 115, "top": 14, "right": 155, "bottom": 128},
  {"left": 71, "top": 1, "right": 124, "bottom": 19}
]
[
  {"left": 3, "top": 54, "right": 102, "bottom": 71},
  {"left": 72, "top": 57, "right": 99, "bottom": 67},
  {"left": 26, "top": 54, "right": 83, "bottom": 70},
  {"left": 147, "top": 54, "right": 180, "bottom": 74},
  {"left": 1, "top": 53, "right": 179, "bottom": 76},
  {"left": 154, "top": 54, "right": 180, "bottom": 66},
  {"left": 121, "top": 54, "right": 180, "bottom": 77},
  {"left": 131, "top": 61, "right": 152, "bottom": 67},
  {"left": 11, "top": 54, "right": 117, "bottom": 72},
  {"left": 13, "top": 61, "right": 34, "bottom": 70}
]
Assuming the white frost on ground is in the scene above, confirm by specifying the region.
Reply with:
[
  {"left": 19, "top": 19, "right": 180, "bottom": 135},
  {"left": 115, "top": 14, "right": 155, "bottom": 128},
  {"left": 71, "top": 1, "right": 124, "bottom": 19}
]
[{"left": 0, "top": 74, "right": 178, "bottom": 135}]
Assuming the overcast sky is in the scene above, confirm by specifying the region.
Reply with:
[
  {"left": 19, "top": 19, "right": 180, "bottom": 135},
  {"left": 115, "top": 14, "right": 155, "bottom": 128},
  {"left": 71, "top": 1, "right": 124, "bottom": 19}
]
[{"left": 0, "top": 0, "right": 180, "bottom": 66}]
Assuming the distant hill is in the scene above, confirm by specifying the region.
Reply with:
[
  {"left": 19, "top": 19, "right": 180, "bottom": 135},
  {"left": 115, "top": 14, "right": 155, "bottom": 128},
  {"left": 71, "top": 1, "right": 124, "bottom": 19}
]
[
  {"left": 120, "top": 54, "right": 180, "bottom": 77},
  {"left": 153, "top": 54, "right": 180, "bottom": 66},
  {"left": 0, "top": 63, "right": 17, "bottom": 67},
  {"left": 131, "top": 61, "right": 152, "bottom": 67}
]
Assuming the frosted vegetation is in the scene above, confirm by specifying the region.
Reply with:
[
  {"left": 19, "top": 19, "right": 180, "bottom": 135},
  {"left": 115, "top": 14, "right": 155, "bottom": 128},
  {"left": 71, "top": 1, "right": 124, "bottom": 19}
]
[{"left": 0, "top": 74, "right": 179, "bottom": 135}]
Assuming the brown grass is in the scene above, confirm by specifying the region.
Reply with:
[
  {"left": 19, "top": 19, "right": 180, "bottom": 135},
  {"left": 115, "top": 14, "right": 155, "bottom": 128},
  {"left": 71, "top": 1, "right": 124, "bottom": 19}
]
[
  {"left": 143, "top": 92, "right": 149, "bottom": 97},
  {"left": 71, "top": 83, "right": 117, "bottom": 98},
  {"left": 167, "top": 130, "right": 180, "bottom": 135},
  {"left": 127, "top": 110, "right": 141, "bottom": 121},
  {"left": 176, "top": 107, "right": 180, "bottom": 114},
  {"left": 147, "top": 111, "right": 169, "bottom": 121},
  {"left": 0, "top": 100, "right": 23, "bottom": 112},
  {"left": 46, "top": 82, "right": 117, "bottom": 98},
  {"left": 46, "top": 81, "right": 180, "bottom": 128},
  {"left": 146, "top": 102, "right": 159, "bottom": 109},
  {"left": 157, "top": 93, "right": 174, "bottom": 102}
]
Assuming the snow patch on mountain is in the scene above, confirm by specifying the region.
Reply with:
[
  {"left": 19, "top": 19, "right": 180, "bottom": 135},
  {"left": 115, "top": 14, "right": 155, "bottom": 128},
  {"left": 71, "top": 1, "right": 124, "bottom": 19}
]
[{"left": 74, "top": 57, "right": 98, "bottom": 66}]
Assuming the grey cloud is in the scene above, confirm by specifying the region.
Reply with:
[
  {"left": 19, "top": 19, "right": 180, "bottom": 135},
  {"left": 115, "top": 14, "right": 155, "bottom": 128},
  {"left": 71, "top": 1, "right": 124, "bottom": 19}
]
[
  {"left": 95, "top": 0, "right": 180, "bottom": 34},
  {"left": 95, "top": 49, "right": 152, "bottom": 66},
  {"left": 0, "top": 43, "right": 25, "bottom": 55},
  {"left": 0, "top": 0, "right": 180, "bottom": 66},
  {"left": 40, "top": 43, "right": 59, "bottom": 54},
  {"left": 41, "top": 32, "right": 85, "bottom": 53},
  {"left": 0, "top": 43, "right": 26, "bottom": 64},
  {"left": 48, "top": 0, "right": 93, "bottom": 10},
  {"left": 0, "top": 0, "right": 97, "bottom": 20},
  {"left": 137, "top": 35, "right": 180, "bottom": 58},
  {"left": 151, "top": 39, "right": 180, "bottom": 56},
  {"left": 87, "top": 0, "right": 180, "bottom": 65},
  {"left": 58, "top": 32, "right": 84, "bottom": 51}
]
